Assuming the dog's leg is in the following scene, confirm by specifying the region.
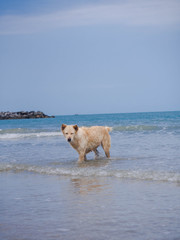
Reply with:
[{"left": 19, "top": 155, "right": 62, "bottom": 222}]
[
  {"left": 101, "top": 134, "right": 111, "bottom": 158},
  {"left": 78, "top": 151, "right": 86, "bottom": 163},
  {"left": 104, "top": 149, "right": 110, "bottom": 158},
  {"left": 93, "top": 149, "right": 99, "bottom": 159}
]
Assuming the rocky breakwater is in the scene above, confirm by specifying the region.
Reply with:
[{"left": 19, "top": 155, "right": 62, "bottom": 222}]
[{"left": 0, "top": 111, "right": 55, "bottom": 120}]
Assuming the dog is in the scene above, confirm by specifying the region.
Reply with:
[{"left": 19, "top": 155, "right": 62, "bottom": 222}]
[{"left": 61, "top": 124, "right": 112, "bottom": 163}]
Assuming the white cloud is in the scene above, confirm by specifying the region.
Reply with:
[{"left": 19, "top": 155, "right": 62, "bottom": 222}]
[{"left": 0, "top": 0, "right": 180, "bottom": 35}]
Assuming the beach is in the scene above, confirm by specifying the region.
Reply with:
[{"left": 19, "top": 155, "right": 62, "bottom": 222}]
[{"left": 0, "top": 112, "right": 180, "bottom": 240}]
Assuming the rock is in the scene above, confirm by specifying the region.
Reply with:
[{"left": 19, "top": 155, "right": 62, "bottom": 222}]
[{"left": 0, "top": 111, "right": 55, "bottom": 120}]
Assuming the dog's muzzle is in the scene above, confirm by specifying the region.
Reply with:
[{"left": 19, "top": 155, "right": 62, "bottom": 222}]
[{"left": 68, "top": 138, "right": 71, "bottom": 142}]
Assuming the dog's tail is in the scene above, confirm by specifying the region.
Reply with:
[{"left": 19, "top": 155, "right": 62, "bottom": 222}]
[{"left": 105, "top": 126, "right": 113, "bottom": 132}]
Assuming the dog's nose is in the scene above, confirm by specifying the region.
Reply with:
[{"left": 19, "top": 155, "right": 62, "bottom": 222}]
[{"left": 68, "top": 138, "right": 71, "bottom": 142}]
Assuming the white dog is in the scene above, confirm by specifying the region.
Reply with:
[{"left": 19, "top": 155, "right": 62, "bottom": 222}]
[{"left": 61, "top": 124, "right": 112, "bottom": 163}]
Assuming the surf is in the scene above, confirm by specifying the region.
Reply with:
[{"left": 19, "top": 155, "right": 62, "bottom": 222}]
[
  {"left": 0, "top": 128, "right": 62, "bottom": 139},
  {"left": 1, "top": 163, "right": 179, "bottom": 183}
]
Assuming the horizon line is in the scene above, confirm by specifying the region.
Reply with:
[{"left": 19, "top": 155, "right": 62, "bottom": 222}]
[{"left": 54, "top": 110, "right": 180, "bottom": 117}]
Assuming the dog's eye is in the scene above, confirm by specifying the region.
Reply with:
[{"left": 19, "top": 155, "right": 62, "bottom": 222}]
[
  {"left": 65, "top": 133, "right": 68, "bottom": 135},
  {"left": 71, "top": 133, "right": 74, "bottom": 135}
]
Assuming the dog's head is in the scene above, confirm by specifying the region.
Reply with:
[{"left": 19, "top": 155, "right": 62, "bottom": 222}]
[{"left": 61, "top": 124, "right": 79, "bottom": 143}]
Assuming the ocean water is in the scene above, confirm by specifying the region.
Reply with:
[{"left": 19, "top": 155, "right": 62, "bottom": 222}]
[{"left": 0, "top": 111, "right": 180, "bottom": 240}]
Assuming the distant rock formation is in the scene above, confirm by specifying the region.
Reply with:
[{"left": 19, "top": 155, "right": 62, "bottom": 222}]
[{"left": 0, "top": 111, "right": 55, "bottom": 120}]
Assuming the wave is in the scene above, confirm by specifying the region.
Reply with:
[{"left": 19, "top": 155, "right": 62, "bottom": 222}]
[
  {"left": 0, "top": 128, "right": 62, "bottom": 139},
  {"left": 113, "top": 125, "right": 162, "bottom": 132},
  {"left": 0, "top": 163, "right": 179, "bottom": 183},
  {"left": 113, "top": 125, "right": 180, "bottom": 132},
  {"left": 1, "top": 124, "right": 180, "bottom": 139}
]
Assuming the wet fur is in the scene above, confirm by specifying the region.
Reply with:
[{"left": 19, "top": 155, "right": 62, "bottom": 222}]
[{"left": 61, "top": 124, "right": 112, "bottom": 163}]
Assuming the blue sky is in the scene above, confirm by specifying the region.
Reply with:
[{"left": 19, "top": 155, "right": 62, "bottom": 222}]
[{"left": 0, "top": 0, "right": 180, "bottom": 115}]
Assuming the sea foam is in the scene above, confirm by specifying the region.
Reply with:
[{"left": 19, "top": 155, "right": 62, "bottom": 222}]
[
  {"left": 0, "top": 163, "right": 179, "bottom": 183},
  {"left": 0, "top": 128, "right": 62, "bottom": 139}
]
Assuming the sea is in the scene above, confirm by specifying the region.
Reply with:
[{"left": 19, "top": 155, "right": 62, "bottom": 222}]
[{"left": 0, "top": 111, "right": 180, "bottom": 240}]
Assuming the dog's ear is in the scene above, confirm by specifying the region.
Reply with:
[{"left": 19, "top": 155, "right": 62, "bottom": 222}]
[
  {"left": 73, "top": 125, "right": 79, "bottom": 132},
  {"left": 61, "top": 124, "right": 67, "bottom": 131}
]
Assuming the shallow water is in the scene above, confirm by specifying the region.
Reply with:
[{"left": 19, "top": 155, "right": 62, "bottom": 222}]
[
  {"left": 0, "top": 111, "right": 180, "bottom": 239},
  {"left": 1, "top": 173, "right": 180, "bottom": 240}
]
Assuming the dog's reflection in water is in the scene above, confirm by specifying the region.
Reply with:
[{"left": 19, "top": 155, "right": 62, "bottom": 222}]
[{"left": 71, "top": 177, "right": 109, "bottom": 195}]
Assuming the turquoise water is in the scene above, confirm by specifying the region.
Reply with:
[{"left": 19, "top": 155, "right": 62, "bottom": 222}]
[
  {"left": 0, "top": 111, "right": 180, "bottom": 240},
  {"left": 0, "top": 111, "right": 180, "bottom": 179}
]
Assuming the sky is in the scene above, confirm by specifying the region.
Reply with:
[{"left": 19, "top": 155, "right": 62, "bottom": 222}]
[{"left": 0, "top": 0, "right": 180, "bottom": 115}]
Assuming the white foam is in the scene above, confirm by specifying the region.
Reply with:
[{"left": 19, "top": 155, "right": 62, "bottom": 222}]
[
  {"left": 0, "top": 163, "right": 179, "bottom": 183},
  {"left": 0, "top": 131, "right": 62, "bottom": 139}
]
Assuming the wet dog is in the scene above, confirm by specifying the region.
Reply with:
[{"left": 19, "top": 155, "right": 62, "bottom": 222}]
[{"left": 61, "top": 124, "right": 112, "bottom": 163}]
